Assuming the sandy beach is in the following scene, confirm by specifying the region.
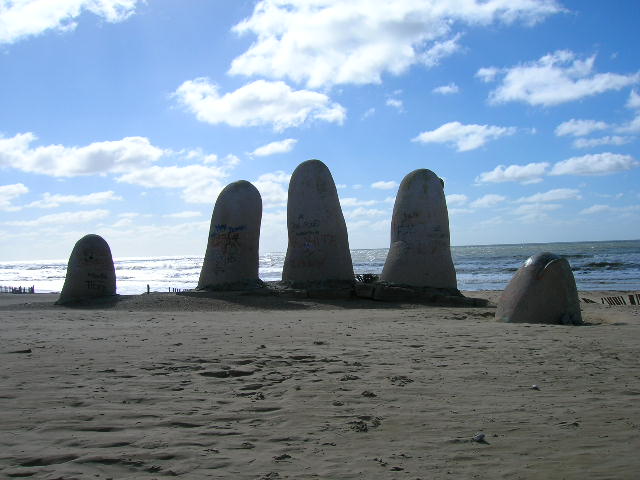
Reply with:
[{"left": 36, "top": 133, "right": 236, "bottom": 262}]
[{"left": 1, "top": 291, "right": 639, "bottom": 479}]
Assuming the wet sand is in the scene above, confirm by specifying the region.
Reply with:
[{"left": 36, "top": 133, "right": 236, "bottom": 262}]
[{"left": 1, "top": 291, "right": 639, "bottom": 479}]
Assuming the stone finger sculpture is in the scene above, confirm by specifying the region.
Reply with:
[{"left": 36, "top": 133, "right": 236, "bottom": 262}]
[
  {"left": 56, "top": 234, "right": 116, "bottom": 304},
  {"left": 380, "top": 168, "right": 457, "bottom": 290},
  {"left": 198, "top": 180, "right": 263, "bottom": 290},
  {"left": 496, "top": 252, "right": 582, "bottom": 325},
  {"left": 282, "top": 159, "right": 354, "bottom": 287}
]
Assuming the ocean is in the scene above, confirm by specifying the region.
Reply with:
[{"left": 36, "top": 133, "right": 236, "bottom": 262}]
[{"left": 1, "top": 240, "right": 639, "bottom": 295}]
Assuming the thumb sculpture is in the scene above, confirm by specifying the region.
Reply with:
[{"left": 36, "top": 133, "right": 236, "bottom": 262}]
[
  {"left": 282, "top": 159, "right": 354, "bottom": 287},
  {"left": 496, "top": 252, "right": 582, "bottom": 325},
  {"left": 57, "top": 234, "right": 116, "bottom": 304},
  {"left": 380, "top": 168, "right": 457, "bottom": 290},
  {"left": 198, "top": 180, "right": 263, "bottom": 290}
]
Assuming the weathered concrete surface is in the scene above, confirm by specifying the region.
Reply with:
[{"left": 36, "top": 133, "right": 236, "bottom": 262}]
[
  {"left": 282, "top": 159, "right": 354, "bottom": 287},
  {"left": 57, "top": 234, "right": 116, "bottom": 304},
  {"left": 198, "top": 180, "right": 263, "bottom": 291},
  {"left": 380, "top": 169, "right": 457, "bottom": 289},
  {"left": 496, "top": 252, "right": 582, "bottom": 325}
]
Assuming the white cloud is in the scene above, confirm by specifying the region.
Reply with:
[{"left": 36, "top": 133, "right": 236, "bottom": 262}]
[
  {"left": 4, "top": 209, "right": 109, "bottom": 227},
  {"left": 27, "top": 190, "right": 122, "bottom": 208},
  {"left": 477, "top": 216, "right": 504, "bottom": 227},
  {"left": 579, "top": 204, "right": 610, "bottom": 215},
  {"left": 229, "top": 0, "right": 562, "bottom": 88},
  {"left": 0, "top": 132, "right": 164, "bottom": 177},
  {"left": 0, "top": 0, "right": 140, "bottom": 45},
  {"left": 616, "top": 114, "right": 640, "bottom": 134},
  {"left": 251, "top": 138, "right": 297, "bottom": 157},
  {"left": 432, "top": 83, "right": 459, "bottom": 95},
  {"left": 449, "top": 207, "right": 474, "bottom": 215},
  {"left": 222, "top": 154, "right": 240, "bottom": 167},
  {"left": 445, "top": 193, "right": 468, "bottom": 206},
  {"left": 551, "top": 94, "right": 640, "bottom": 137},
  {"left": 486, "top": 50, "right": 640, "bottom": 106},
  {"left": 110, "top": 211, "right": 152, "bottom": 228},
  {"left": 421, "top": 33, "right": 462, "bottom": 67},
  {"left": 163, "top": 211, "right": 202, "bottom": 219},
  {"left": 117, "top": 164, "right": 230, "bottom": 204},
  {"left": 0, "top": 133, "right": 244, "bottom": 204},
  {"left": 0, "top": 183, "right": 28, "bottom": 211},
  {"left": 476, "top": 162, "right": 549, "bottom": 184},
  {"left": 413, "top": 121, "right": 516, "bottom": 151},
  {"left": 118, "top": 212, "right": 139, "bottom": 219},
  {"left": 517, "top": 188, "right": 581, "bottom": 203},
  {"left": 386, "top": 98, "right": 403, "bottom": 111},
  {"left": 362, "top": 108, "right": 376, "bottom": 119},
  {"left": 371, "top": 180, "right": 398, "bottom": 190},
  {"left": 111, "top": 217, "right": 134, "bottom": 228},
  {"left": 261, "top": 208, "right": 287, "bottom": 225},
  {"left": 627, "top": 90, "right": 640, "bottom": 110},
  {"left": 347, "top": 218, "right": 389, "bottom": 230},
  {"left": 173, "top": 78, "right": 346, "bottom": 132},
  {"left": 573, "top": 136, "right": 633, "bottom": 149},
  {"left": 340, "top": 197, "right": 377, "bottom": 207},
  {"left": 555, "top": 118, "right": 609, "bottom": 137},
  {"left": 476, "top": 67, "right": 499, "bottom": 83},
  {"left": 177, "top": 148, "right": 230, "bottom": 166},
  {"left": 181, "top": 148, "right": 217, "bottom": 163},
  {"left": 344, "top": 207, "right": 387, "bottom": 219},
  {"left": 513, "top": 202, "right": 561, "bottom": 222},
  {"left": 111, "top": 212, "right": 139, "bottom": 228},
  {"left": 580, "top": 204, "right": 640, "bottom": 215},
  {"left": 550, "top": 153, "right": 638, "bottom": 176},
  {"left": 470, "top": 194, "right": 506, "bottom": 208},
  {"left": 253, "top": 171, "right": 291, "bottom": 208},
  {"left": 201, "top": 153, "right": 219, "bottom": 164},
  {"left": 596, "top": 192, "right": 624, "bottom": 200}
]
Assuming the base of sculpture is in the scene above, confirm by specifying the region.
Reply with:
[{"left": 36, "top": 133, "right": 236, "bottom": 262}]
[
  {"left": 265, "top": 278, "right": 487, "bottom": 305},
  {"left": 276, "top": 279, "right": 355, "bottom": 299},
  {"left": 196, "top": 278, "right": 266, "bottom": 292},
  {"left": 354, "top": 281, "right": 489, "bottom": 306},
  {"left": 55, "top": 293, "right": 120, "bottom": 306},
  {"left": 186, "top": 278, "right": 491, "bottom": 303}
]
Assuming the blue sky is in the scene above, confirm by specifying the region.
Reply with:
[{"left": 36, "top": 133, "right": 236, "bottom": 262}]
[{"left": 0, "top": 0, "right": 638, "bottom": 261}]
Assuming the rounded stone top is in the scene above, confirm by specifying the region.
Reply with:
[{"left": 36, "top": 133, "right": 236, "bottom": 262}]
[
  {"left": 293, "top": 159, "right": 327, "bottom": 171},
  {"left": 74, "top": 234, "right": 112, "bottom": 259},
  {"left": 404, "top": 168, "right": 438, "bottom": 179},
  {"left": 221, "top": 179, "right": 261, "bottom": 196},
  {"left": 524, "top": 251, "right": 561, "bottom": 266},
  {"left": 287, "top": 159, "right": 340, "bottom": 201},
  {"left": 216, "top": 179, "right": 262, "bottom": 210},
  {"left": 522, "top": 252, "right": 566, "bottom": 276},
  {"left": 398, "top": 168, "right": 444, "bottom": 190},
  {"left": 78, "top": 233, "right": 106, "bottom": 242}
]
